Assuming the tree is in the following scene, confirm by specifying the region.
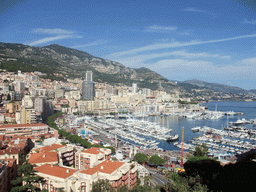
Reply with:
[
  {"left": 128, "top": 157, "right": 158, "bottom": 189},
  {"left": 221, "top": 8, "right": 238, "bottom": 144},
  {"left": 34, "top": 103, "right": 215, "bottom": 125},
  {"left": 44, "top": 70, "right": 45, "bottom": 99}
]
[
  {"left": 117, "top": 185, "right": 129, "bottom": 192},
  {"left": 148, "top": 155, "right": 165, "bottom": 166},
  {"left": 91, "top": 179, "right": 113, "bottom": 192},
  {"left": 184, "top": 157, "right": 221, "bottom": 191},
  {"left": 11, "top": 156, "right": 46, "bottom": 192},
  {"left": 40, "top": 135, "right": 45, "bottom": 141},
  {"left": 193, "top": 143, "right": 208, "bottom": 157},
  {"left": 7, "top": 93, "right": 11, "bottom": 100},
  {"left": 143, "top": 174, "right": 152, "bottom": 186},
  {"left": 167, "top": 172, "right": 208, "bottom": 192},
  {"left": 134, "top": 153, "right": 148, "bottom": 164}
]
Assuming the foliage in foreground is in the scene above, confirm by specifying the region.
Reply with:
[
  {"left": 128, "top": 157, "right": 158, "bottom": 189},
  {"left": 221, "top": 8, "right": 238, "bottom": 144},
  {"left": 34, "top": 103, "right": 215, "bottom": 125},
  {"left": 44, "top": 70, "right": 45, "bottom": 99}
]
[{"left": 11, "top": 156, "right": 47, "bottom": 192}]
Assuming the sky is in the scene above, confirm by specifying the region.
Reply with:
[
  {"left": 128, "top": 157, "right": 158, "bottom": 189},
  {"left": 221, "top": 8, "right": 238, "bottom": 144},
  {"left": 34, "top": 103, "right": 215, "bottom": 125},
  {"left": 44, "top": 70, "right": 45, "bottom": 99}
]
[{"left": 1, "top": 0, "right": 256, "bottom": 90}]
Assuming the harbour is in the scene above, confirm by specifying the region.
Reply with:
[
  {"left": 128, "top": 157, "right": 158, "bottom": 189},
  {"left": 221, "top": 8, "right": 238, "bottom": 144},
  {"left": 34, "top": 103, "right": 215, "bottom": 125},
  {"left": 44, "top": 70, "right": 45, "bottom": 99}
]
[{"left": 59, "top": 101, "right": 256, "bottom": 159}]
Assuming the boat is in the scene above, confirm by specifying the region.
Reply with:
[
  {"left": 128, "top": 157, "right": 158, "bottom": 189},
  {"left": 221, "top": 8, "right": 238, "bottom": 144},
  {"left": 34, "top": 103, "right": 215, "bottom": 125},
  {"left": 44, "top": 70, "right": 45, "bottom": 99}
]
[
  {"left": 230, "top": 118, "right": 250, "bottom": 126},
  {"left": 191, "top": 126, "right": 200, "bottom": 132},
  {"left": 166, "top": 134, "right": 179, "bottom": 142}
]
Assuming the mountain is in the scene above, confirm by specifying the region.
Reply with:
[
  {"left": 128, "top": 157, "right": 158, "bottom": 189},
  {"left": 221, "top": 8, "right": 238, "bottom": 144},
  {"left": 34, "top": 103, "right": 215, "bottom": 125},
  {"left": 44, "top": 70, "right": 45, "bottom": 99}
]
[
  {"left": 0, "top": 42, "right": 173, "bottom": 90},
  {"left": 183, "top": 79, "right": 252, "bottom": 95},
  {"left": 0, "top": 42, "right": 254, "bottom": 97},
  {"left": 249, "top": 89, "right": 256, "bottom": 94}
]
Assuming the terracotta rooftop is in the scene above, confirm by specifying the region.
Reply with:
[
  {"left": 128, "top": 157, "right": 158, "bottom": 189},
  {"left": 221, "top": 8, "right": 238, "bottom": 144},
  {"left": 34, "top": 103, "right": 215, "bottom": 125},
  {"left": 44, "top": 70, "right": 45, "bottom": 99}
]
[
  {"left": 80, "top": 160, "right": 125, "bottom": 175},
  {"left": 82, "top": 147, "right": 104, "bottom": 155},
  {"left": 34, "top": 164, "right": 77, "bottom": 179},
  {"left": 29, "top": 152, "right": 58, "bottom": 164},
  {"left": 0, "top": 123, "right": 48, "bottom": 129},
  {"left": 0, "top": 147, "right": 20, "bottom": 155},
  {"left": 40, "top": 144, "right": 64, "bottom": 153},
  {"left": 1, "top": 159, "right": 16, "bottom": 167}
]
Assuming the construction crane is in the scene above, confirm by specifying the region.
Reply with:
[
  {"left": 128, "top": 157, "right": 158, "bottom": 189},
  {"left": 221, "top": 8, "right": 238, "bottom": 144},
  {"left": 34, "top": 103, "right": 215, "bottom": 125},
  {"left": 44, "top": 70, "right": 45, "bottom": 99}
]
[{"left": 181, "top": 128, "right": 184, "bottom": 168}]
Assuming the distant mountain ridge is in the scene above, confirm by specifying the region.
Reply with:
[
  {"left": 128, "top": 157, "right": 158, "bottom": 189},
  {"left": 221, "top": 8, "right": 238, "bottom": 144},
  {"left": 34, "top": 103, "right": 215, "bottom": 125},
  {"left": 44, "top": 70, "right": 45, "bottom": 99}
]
[
  {"left": 0, "top": 42, "right": 254, "bottom": 96},
  {"left": 183, "top": 79, "right": 254, "bottom": 95},
  {"left": 0, "top": 42, "right": 175, "bottom": 91}
]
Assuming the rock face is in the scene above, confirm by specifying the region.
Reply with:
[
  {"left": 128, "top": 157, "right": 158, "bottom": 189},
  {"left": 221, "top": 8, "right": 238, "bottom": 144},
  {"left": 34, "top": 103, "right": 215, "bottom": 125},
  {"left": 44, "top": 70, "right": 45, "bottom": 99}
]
[{"left": 0, "top": 42, "right": 167, "bottom": 85}]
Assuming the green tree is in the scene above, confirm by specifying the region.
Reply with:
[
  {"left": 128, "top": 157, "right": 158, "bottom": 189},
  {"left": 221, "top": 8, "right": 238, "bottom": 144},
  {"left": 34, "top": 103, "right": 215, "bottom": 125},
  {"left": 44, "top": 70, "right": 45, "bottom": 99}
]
[
  {"left": 148, "top": 155, "right": 165, "bottom": 166},
  {"left": 11, "top": 156, "right": 47, "bottom": 192},
  {"left": 40, "top": 135, "right": 45, "bottom": 141},
  {"left": 134, "top": 153, "right": 148, "bottom": 164},
  {"left": 193, "top": 143, "right": 208, "bottom": 157},
  {"left": 117, "top": 185, "right": 129, "bottom": 192},
  {"left": 143, "top": 174, "right": 152, "bottom": 186},
  {"left": 7, "top": 93, "right": 11, "bottom": 100},
  {"left": 168, "top": 173, "right": 208, "bottom": 192},
  {"left": 91, "top": 179, "right": 113, "bottom": 192}
]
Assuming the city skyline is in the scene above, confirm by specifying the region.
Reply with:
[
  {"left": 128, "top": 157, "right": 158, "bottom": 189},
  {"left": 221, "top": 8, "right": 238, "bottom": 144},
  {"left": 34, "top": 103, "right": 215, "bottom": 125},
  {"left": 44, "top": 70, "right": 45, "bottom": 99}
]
[{"left": 1, "top": 0, "right": 256, "bottom": 89}]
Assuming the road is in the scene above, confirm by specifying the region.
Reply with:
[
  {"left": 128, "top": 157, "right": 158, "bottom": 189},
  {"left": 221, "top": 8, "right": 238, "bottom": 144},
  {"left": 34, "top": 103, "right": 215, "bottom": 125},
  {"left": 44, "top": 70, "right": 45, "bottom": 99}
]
[{"left": 148, "top": 169, "right": 171, "bottom": 187}]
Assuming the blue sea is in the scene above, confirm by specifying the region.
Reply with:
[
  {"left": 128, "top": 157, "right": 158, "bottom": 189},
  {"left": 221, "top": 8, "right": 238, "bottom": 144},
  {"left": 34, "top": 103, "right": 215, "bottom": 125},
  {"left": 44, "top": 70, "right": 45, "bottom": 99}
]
[{"left": 139, "top": 101, "right": 256, "bottom": 151}]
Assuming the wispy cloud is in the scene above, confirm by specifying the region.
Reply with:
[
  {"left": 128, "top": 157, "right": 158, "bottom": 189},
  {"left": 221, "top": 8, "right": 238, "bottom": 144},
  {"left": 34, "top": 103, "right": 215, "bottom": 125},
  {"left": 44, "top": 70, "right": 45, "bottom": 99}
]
[
  {"left": 183, "top": 7, "right": 208, "bottom": 14},
  {"left": 71, "top": 40, "right": 110, "bottom": 48},
  {"left": 27, "top": 28, "right": 82, "bottom": 46},
  {"left": 28, "top": 35, "right": 79, "bottom": 46},
  {"left": 107, "top": 33, "right": 256, "bottom": 57},
  {"left": 32, "top": 28, "right": 74, "bottom": 35},
  {"left": 110, "top": 50, "right": 230, "bottom": 68},
  {"left": 145, "top": 25, "right": 177, "bottom": 33},
  {"left": 148, "top": 58, "right": 256, "bottom": 82},
  {"left": 243, "top": 19, "right": 256, "bottom": 25}
]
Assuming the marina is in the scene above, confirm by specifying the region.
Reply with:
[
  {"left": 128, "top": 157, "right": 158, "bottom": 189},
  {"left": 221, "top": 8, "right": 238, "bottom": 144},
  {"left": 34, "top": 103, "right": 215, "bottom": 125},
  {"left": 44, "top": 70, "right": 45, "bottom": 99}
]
[{"left": 59, "top": 101, "right": 256, "bottom": 159}]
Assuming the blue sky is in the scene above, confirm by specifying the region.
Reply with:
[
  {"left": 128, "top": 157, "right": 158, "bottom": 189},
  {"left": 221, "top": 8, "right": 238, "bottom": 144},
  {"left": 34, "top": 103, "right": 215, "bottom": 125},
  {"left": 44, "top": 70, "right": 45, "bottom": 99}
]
[{"left": 1, "top": 0, "right": 256, "bottom": 90}]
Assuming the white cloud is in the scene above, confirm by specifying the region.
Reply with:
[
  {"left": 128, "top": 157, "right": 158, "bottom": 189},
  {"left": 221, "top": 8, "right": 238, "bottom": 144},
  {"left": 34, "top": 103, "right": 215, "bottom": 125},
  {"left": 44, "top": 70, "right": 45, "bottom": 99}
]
[
  {"left": 148, "top": 58, "right": 256, "bottom": 82},
  {"left": 243, "top": 19, "right": 256, "bottom": 25},
  {"left": 148, "top": 59, "right": 221, "bottom": 81},
  {"left": 28, "top": 35, "right": 77, "bottom": 46},
  {"left": 239, "top": 57, "right": 256, "bottom": 65},
  {"left": 107, "top": 33, "right": 256, "bottom": 57},
  {"left": 71, "top": 40, "right": 110, "bottom": 48},
  {"left": 32, "top": 28, "right": 74, "bottom": 35},
  {"left": 145, "top": 25, "right": 177, "bottom": 32},
  {"left": 112, "top": 50, "right": 230, "bottom": 68}
]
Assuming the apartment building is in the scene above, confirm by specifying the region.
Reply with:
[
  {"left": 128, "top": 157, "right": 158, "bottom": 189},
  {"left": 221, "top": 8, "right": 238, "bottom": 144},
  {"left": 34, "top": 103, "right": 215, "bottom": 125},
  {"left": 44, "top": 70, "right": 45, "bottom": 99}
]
[
  {"left": 0, "top": 147, "right": 22, "bottom": 165},
  {"left": 75, "top": 147, "right": 111, "bottom": 169},
  {"left": 29, "top": 144, "right": 76, "bottom": 167},
  {"left": 34, "top": 159, "right": 137, "bottom": 192},
  {"left": 0, "top": 123, "right": 48, "bottom": 137}
]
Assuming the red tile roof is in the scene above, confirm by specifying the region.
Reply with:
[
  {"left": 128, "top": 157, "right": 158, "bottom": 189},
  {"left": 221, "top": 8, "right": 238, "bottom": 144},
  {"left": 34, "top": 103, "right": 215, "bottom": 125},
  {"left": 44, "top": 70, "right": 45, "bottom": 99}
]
[
  {"left": 1, "top": 159, "right": 16, "bottom": 167},
  {"left": 0, "top": 135, "right": 5, "bottom": 140},
  {"left": 80, "top": 160, "right": 125, "bottom": 175},
  {"left": 82, "top": 147, "right": 103, "bottom": 155},
  {"left": 34, "top": 164, "right": 77, "bottom": 179},
  {"left": 0, "top": 147, "right": 20, "bottom": 155},
  {"left": 40, "top": 144, "right": 64, "bottom": 153},
  {"left": 29, "top": 152, "right": 58, "bottom": 164}
]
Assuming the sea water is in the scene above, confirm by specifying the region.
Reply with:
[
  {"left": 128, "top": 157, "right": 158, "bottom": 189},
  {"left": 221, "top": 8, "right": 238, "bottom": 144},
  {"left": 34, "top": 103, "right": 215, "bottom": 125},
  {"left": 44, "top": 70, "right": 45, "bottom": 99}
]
[{"left": 142, "top": 101, "right": 256, "bottom": 151}]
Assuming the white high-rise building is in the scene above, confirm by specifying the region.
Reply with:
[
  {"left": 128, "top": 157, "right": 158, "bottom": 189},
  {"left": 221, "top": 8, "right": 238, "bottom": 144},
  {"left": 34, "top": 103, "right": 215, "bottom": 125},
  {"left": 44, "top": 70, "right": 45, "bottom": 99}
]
[
  {"left": 132, "top": 83, "right": 137, "bottom": 93},
  {"left": 82, "top": 71, "right": 95, "bottom": 101},
  {"left": 15, "top": 81, "right": 25, "bottom": 92}
]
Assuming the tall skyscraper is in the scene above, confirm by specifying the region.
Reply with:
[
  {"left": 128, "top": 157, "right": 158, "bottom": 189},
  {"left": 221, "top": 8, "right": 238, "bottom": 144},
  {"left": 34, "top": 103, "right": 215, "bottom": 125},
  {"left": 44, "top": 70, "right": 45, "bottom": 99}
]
[
  {"left": 82, "top": 71, "right": 95, "bottom": 100},
  {"left": 86, "top": 71, "right": 93, "bottom": 82},
  {"left": 132, "top": 83, "right": 137, "bottom": 93}
]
